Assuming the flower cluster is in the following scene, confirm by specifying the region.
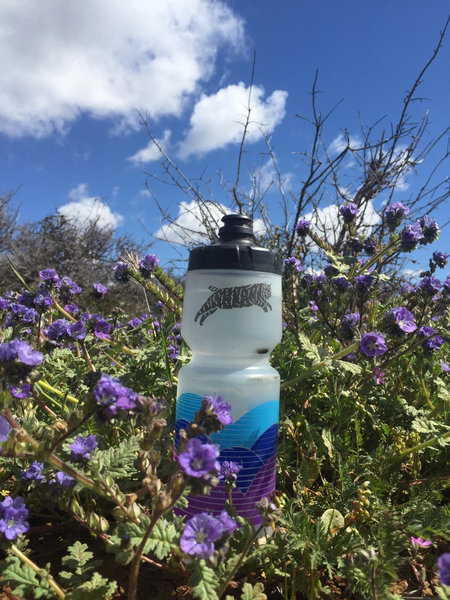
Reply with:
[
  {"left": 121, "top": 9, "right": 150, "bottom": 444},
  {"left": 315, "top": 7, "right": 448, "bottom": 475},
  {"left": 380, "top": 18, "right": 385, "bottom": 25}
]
[
  {"left": 180, "top": 510, "right": 238, "bottom": 559},
  {"left": 92, "top": 374, "right": 137, "bottom": 419},
  {"left": 69, "top": 434, "right": 97, "bottom": 462},
  {"left": 295, "top": 218, "right": 311, "bottom": 237},
  {"left": 339, "top": 202, "right": 359, "bottom": 224},
  {"left": 284, "top": 257, "right": 303, "bottom": 272},
  {"left": 385, "top": 201, "right": 410, "bottom": 231},
  {"left": 138, "top": 254, "right": 159, "bottom": 277},
  {"left": 0, "top": 496, "right": 29, "bottom": 540}
]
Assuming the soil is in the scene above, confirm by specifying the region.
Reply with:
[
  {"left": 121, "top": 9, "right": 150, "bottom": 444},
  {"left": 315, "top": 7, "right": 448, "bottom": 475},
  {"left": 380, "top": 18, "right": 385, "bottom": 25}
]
[{"left": 0, "top": 520, "right": 446, "bottom": 599}]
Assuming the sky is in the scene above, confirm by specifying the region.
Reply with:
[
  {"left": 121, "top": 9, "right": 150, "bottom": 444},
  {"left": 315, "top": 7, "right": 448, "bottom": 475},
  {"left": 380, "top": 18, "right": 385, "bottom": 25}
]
[{"left": 0, "top": 1, "right": 449, "bottom": 274}]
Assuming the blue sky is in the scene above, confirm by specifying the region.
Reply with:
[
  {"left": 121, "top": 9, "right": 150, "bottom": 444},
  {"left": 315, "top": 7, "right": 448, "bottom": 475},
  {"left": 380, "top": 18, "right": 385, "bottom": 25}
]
[{"left": 1, "top": 1, "right": 448, "bottom": 273}]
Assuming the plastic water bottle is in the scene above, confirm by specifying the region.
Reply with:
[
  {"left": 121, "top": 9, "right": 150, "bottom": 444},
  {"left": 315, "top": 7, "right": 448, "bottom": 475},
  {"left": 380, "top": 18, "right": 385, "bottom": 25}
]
[{"left": 175, "top": 213, "right": 282, "bottom": 524}]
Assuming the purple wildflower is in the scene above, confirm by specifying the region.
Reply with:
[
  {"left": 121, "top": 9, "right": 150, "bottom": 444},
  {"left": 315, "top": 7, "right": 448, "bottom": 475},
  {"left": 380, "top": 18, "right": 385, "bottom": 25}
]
[
  {"left": 348, "top": 237, "right": 364, "bottom": 253},
  {"left": 432, "top": 251, "right": 449, "bottom": 268},
  {"left": 339, "top": 203, "right": 359, "bottom": 224},
  {"left": 33, "top": 292, "right": 53, "bottom": 310},
  {"left": 139, "top": 254, "right": 160, "bottom": 277},
  {"left": 410, "top": 536, "right": 432, "bottom": 549},
  {"left": 324, "top": 263, "right": 339, "bottom": 277},
  {"left": 9, "top": 383, "right": 31, "bottom": 399},
  {"left": 91, "top": 315, "right": 111, "bottom": 339},
  {"left": 177, "top": 438, "right": 220, "bottom": 478},
  {"left": 218, "top": 510, "right": 238, "bottom": 535},
  {"left": 332, "top": 277, "right": 352, "bottom": 292},
  {"left": 69, "top": 434, "right": 97, "bottom": 462},
  {"left": 47, "top": 319, "right": 70, "bottom": 341},
  {"left": 295, "top": 219, "right": 311, "bottom": 237},
  {"left": 354, "top": 274, "right": 375, "bottom": 293},
  {"left": 51, "top": 471, "right": 75, "bottom": 488},
  {"left": 127, "top": 317, "right": 143, "bottom": 330},
  {"left": 400, "top": 222, "right": 424, "bottom": 252},
  {"left": 372, "top": 367, "right": 385, "bottom": 385},
  {"left": 418, "top": 326, "right": 444, "bottom": 353},
  {"left": 0, "top": 416, "right": 10, "bottom": 444},
  {"left": 180, "top": 513, "right": 223, "bottom": 559},
  {"left": 339, "top": 312, "right": 359, "bottom": 340},
  {"left": 0, "top": 496, "right": 30, "bottom": 540},
  {"left": 167, "top": 345, "right": 180, "bottom": 360},
  {"left": 384, "top": 307, "right": 417, "bottom": 335},
  {"left": 200, "top": 395, "right": 233, "bottom": 427},
  {"left": 58, "top": 276, "right": 82, "bottom": 301},
  {"left": 419, "top": 215, "right": 439, "bottom": 245},
  {"left": 113, "top": 261, "right": 130, "bottom": 282},
  {"left": 218, "top": 461, "right": 242, "bottom": 483},
  {"left": 385, "top": 202, "right": 410, "bottom": 231},
  {"left": 0, "top": 297, "right": 9, "bottom": 310},
  {"left": 92, "top": 283, "right": 108, "bottom": 298},
  {"left": 64, "top": 303, "right": 80, "bottom": 316},
  {"left": 419, "top": 276, "right": 441, "bottom": 296},
  {"left": 67, "top": 320, "right": 87, "bottom": 340},
  {"left": 0, "top": 339, "right": 44, "bottom": 366},
  {"left": 440, "top": 361, "right": 450, "bottom": 373},
  {"left": 39, "top": 268, "right": 60, "bottom": 284},
  {"left": 93, "top": 373, "right": 137, "bottom": 417},
  {"left": 359, "top": 332, "right": 387, "bottom": 357},
  {"left": 20, "top": 461, "right": 44, "bottom": 483},
  {"left": 363, "top": 237, "right": 377, "bottom": 255},
  {"left": 437, "top": 553, "right": 450, "bottom": 586},
  {"left": 284, "top": 257, "right": 303, "bottom": 272}
]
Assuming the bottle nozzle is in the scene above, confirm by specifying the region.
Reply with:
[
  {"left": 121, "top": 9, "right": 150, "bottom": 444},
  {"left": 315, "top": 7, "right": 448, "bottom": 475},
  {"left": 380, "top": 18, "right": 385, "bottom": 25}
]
[{"left": 218, "top": 213, "right": 254, "bottom": 243}]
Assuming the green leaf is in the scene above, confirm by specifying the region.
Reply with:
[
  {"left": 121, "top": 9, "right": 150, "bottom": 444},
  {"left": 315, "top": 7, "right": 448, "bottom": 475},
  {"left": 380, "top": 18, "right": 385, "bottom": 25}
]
[
  {"left": 66, "top": 572, "right": 118, "bottom": 600},
  {"left": 93, "top": 436, "right": 140, "bottom": 478},
  {"left": 188, "top": 561, "right": 219, "bottom": 600},
  {"left": 146, "top": 518, "right": 177, "bottom": 560},
  {"left": 1, "top": 558, "right": 53, "bottom": 599},
  {"left": 334, "top": 359, "right": 362, "bottom": 375},
  {"left": 298, "top": 333, "right": 321, "bottom": 363},
  {"left": 240, "top": 582, "right": 267, "bottom": 600}
]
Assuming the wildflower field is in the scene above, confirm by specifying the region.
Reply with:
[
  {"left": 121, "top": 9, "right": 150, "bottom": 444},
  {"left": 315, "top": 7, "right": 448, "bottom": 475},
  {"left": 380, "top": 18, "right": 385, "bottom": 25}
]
[{"left": 0, "top": 198, "right": 449, "bottom": 600}]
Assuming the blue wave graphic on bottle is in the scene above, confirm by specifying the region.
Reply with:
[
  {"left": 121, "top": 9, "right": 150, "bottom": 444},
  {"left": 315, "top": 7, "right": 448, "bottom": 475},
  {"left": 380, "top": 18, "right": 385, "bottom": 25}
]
[{"left": 175, "top": 393, "right": 279, "bottom": 523}]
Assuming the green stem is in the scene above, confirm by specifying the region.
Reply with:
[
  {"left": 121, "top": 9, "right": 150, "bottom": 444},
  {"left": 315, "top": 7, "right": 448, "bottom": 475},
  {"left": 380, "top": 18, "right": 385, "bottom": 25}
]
[
  {"left": 51, "top": 297, "right": 77, "bottom": 322},
  {"left": 35, "top": 380, "right": 78, "bottom": 404},
  {"left": 10, "top": 544, "right": 66, "bottom": 599},
  {"left": 280, "top": 341, "right": 359, "bottom": 390},
  {"left": 394, "top": 430, "right": 450, "bottom": 461},
  {"left": 217, "top": 523, "right": 265, "bottom": 598},
  {"left": 3, "top": 407, "right": 103, "bottom": 494}
]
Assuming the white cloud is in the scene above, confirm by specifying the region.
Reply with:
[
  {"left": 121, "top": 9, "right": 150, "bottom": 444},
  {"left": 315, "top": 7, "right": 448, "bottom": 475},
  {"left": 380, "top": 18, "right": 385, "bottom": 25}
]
[
  {"left": 128, "top": 130, "right": 172, "bottom": 165},
  {"left": 58, "top": 184, "right": 123, "bottom": 230},
  {"left": 304, "top": 200, "right": 380, "bottom": 250},
  {"left": 329, "top": 133, "right": 362, "bottom": 155},
  {"left": 154, "top": 200, "right": 265, "bottom": 246},
  {"left": 178, "top": 83, "right": 288, "bottom": 158},
  {"left": 0, "top": 0, "right": 244, "bottom": 137}
]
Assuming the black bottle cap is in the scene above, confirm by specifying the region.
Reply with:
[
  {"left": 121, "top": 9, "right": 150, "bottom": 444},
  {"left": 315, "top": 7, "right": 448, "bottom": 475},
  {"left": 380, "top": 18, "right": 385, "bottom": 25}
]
[{"left": 187, "top": 213, "right": 282, "bottom": 274}]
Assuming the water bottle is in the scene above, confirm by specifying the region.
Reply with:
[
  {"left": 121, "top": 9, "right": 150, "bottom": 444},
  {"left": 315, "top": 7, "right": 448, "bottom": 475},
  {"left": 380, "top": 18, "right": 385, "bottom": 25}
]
[{"left": 175, "top": 214, "right": 282, "bottom": 525}]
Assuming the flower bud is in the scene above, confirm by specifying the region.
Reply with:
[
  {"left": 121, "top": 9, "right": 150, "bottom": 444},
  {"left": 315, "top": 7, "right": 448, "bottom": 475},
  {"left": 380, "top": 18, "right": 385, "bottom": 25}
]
[{"left": 70, "top": 497, "right": 85, "bottom": 519}]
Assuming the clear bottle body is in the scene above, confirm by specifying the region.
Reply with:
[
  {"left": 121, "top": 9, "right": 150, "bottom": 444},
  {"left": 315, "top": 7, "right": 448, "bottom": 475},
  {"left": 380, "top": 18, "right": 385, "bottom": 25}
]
[{"left": 175, "top": 269, "right": 281, "bottom": 524}]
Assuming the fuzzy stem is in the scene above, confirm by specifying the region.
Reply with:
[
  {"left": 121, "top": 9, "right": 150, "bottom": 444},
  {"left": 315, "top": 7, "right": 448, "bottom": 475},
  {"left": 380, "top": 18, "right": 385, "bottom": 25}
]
[{"left": 10, "top": 544, "right": 66, "bottom": 599}]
